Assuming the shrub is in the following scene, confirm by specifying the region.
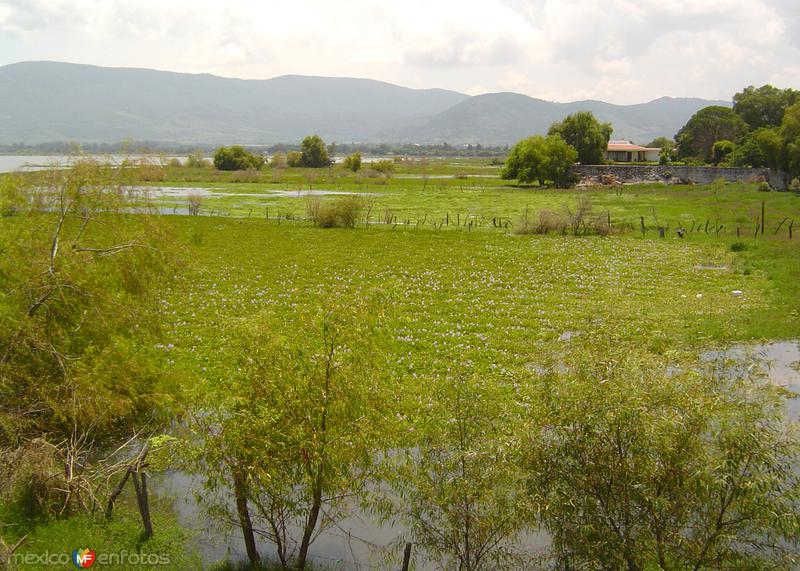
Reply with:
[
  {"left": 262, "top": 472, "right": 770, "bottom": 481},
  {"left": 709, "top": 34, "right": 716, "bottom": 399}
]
[
  {"left": 790, "top": 178, "right": 800, "bottom": 192},
  {"left": 269, "top": 152, "right": 287, "bottom": 169},
  {"left": 372, "top": 160, "right": 395, "bottom": 177},
  {"left": 730, "top": 241, "right": 749, "bottom": 252},
  {"left": 231, "top": 168, "right": 262, "bottom": 183},
  {"left": 758, "top": 181, "right": 772, "bottom": 192},
  {"left": 342, "top": 152, "right": 362, "bottom": 172},
  {"left": 286, "top": 151, "right": 303, "bottom": 167},
  {"left": 213, "top": 146, "right": 264, "bottom": 171},
  {"left": 185, "top": 152, "right": 210, "bottom": 169},
  {"left": 167, "top": 158, "right": 182, "bottom": 168},
  {"left": 187, "top": 193, "right": 202, "bottom": 216},
  {"left": 309, "top": 196, "right": 363, "bottom": 228}
]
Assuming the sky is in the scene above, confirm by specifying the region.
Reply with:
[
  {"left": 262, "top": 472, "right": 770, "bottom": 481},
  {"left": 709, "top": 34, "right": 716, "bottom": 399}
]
[{"left": 1, "top": 0, "right": 798, "bottom": 104}]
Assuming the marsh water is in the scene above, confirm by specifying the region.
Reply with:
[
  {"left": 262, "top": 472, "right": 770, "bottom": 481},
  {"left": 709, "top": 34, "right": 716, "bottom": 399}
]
[{"left": 151, "top": 340, "right": 800, "bottom": 569}]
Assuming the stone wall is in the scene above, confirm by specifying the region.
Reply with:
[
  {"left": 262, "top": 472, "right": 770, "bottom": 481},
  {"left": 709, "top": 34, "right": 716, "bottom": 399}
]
[{"left": 571, "top": 164, "right": 789, "bottom": 190}]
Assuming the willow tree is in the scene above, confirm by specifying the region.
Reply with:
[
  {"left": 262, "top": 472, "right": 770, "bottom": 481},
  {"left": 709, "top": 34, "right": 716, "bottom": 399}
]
[
  {"left": 0, "top": 157, "right": 177, "bottom": 518},
  {"left": 197, "top": 297, "right": 392, "bottom": 569},
  {"left": 374, "top": 372, "right": 532, "bottom": 570},
  {"left": 525, "top": 343, "right": 800, "bottom": 570}
]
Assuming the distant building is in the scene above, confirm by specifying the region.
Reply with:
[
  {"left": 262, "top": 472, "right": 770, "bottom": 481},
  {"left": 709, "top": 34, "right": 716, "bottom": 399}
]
[{"left": 606, "top": 140, "right": 660, "bottom": 163}]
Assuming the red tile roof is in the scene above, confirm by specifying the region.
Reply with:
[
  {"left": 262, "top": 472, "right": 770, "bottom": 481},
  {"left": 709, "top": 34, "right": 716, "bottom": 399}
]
[{"left": 608, "top": 140, "right": 660, "bottom": 152}]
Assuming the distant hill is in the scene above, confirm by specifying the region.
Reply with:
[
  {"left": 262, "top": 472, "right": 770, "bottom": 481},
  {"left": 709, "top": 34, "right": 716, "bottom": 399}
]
[
  {"left": 0, "top": 61, "right": 729, "bottom": 145},
  {"left": 380, "top": 93, "right": 731, "bottom": 145}
]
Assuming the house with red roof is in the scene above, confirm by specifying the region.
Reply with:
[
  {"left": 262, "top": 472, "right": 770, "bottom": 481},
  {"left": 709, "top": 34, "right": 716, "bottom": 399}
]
[{"left": 606, "top": 140, "right": 660, "bottom": 163}]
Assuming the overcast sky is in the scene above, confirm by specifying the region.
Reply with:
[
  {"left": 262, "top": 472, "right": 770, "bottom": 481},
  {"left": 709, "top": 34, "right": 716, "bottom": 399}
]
[{"left": 1, "top": 0, "right": 798, "bottom": 104}]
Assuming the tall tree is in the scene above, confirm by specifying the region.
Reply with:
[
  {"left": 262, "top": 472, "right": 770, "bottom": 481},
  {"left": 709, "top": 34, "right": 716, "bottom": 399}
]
[
  {"left": 501, "top": 135, "right": 578, "bottom": 187},
  {"left": 299, "top": 135, "right": 331, "bottom": 168},
  {"left": 675, "top": 106, "right": 748, "bottom": 162},
  {"left": 733, "top": 84, "right": 800, "bottom": 130},
  {"left": 548, "top": 111, "right": 612, "bottom": 165}
]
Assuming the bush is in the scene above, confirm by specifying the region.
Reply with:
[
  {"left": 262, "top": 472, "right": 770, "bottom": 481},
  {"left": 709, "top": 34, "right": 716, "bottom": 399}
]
[
  {"left": 186, "top": 152, "right": 210, "bottom": 169},
  {"left": 213, "top": 146, "right": 264, "bottom": 171},
  {"left": 790, "top": 178, "right": 800, "bottom": 192},
  {"left": 758, "top": 181, "right": 772, "bottom": 192},
  {"left": 167, "top": 158, "right": 182, "bottom": 168},
  {"left": 372, "top": 160, "right": 395, "bottom": 177},
  {"left": 286, "top": 151, "right": 303, "bottom": 168},
  {"left": 231, "top": 168, "right": 262, "bottom": 183},
  {"left": 269, "top": 152, "right": 287, "bottom": 169},
  {"left": 730, "top": 241, "right": 749, "bottom": 252},
  {"left": 308, "top": 196, "right": 364, "bottom": 228},
  {"left": 342, "top": 152, "right": 362, "bottom": 172}
]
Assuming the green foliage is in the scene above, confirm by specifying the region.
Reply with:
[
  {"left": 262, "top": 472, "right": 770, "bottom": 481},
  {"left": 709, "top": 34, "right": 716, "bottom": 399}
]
[
  {"left": 213, "top": 146, "right": 264, "bottom": 171},
  {"left": 0, "top": 161, "right": 179, "bottom": 525},
  {"left": 548, "top": 111, "right": 612, "bottom": 165},
  {"left": 711, "top": 139, "right": 736, "bottom": 165},
  {"left": 731, "top": 127, "right": 782, "bottom": 168},
  {"left": 730, "top": 241, "right": 748, "bottom": 252},
  {"left": 307, "top": 196, "right": 364, "bottom": 228},
  {"left": 342, "top": 152, "right": 362, "bottom": 172},
  {"left": 371, "top": 159, "right": 395, "bottom": 176},
  {"left": 524, "top": 343, "right": 800, "bottom": 570},
  {"left": 375, "top": 373, "right": 530, "bottom": 570},
  {"left": 733, "top": 84, "right": 800, "bottom": 130},
  {"left": 299, "top": 135, "right": 331, "bottom": 168},
  {"left": 645, "top": 136, "right": 675, "bottom": 151},
  {"left": 676, "top": 106, "right": 748, "bottom": 163},
  {"left": 286, "top": 151, "right": 303, "bottom": 168},
  {"left": 194, "top": 298, "right": 392, "bottom": 569},
  {"left": 780, "top": 101, "right": 800, "bottom": 177},
  {"left": 501, "top": 135, "right": 578, "bottom": 187},
  {"left": 269, "top": 152, "right": 287, "bottom": 169},
  {"left": 185, "top": 151, "right": 210, "bottom": 169}
]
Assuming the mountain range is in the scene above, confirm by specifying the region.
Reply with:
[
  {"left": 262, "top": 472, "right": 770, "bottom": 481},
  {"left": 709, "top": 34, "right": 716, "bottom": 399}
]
[{"left": 0, "top": 61, "right": 730, "bottom": 146}]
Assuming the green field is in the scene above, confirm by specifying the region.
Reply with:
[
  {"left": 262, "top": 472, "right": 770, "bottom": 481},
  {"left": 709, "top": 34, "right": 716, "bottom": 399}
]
[
  {"left": 153, "top": 161, "right": 800, "bottom": 371},
  {"left": 4, "top": 160, "right": 800, "bottom": 569}
]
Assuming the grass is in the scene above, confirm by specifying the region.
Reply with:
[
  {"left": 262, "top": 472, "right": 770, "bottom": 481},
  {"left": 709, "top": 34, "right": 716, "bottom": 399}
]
[
  {"left": 162, "top": 214, "right": 799, "bottom": 388},
  {"left": 2, "top": 505, "right": 198, "bottom": 570}
]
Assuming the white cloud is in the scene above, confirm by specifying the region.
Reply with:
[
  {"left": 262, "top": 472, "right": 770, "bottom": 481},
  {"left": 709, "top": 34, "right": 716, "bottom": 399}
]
[{"left": 0, "top": 0, "right": 798, "bottom": 103}]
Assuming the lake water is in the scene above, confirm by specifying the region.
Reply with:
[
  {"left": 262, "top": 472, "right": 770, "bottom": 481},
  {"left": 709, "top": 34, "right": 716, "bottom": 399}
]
[{"left": 0, "top": 155, "right": 190, "bottom": 173}]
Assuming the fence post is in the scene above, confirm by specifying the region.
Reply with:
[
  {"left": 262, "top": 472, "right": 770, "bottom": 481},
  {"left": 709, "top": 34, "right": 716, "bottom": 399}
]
[{"left": 401, "top": 543, "right": 413, "bottom": 571}]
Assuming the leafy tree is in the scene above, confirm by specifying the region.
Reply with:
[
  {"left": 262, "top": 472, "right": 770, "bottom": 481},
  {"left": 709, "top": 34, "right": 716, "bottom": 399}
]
[
  {"left": 548, "top": 111, "right": 612, "bottom": 165},
  {"left": 711, "top": 139, "right": 736, "bottom": 165},
  {"left": 733, "top": 84, "right": 800, "bottom": 130},
  {"left": 342, "top": 152, "right": 362, "bottom": 172},
  {"left": 524, "top": 343, "right": 800, "bottom": 570},
  {"left": 731, "top": 127, "right": 782, "bottom": 168},
  {"left": 645, "top": 136, "right": 675, "bottom": 151},
  {"left": 0, "top": 159, "right": 176, "bottom": 518},
  {"left": 779, "top": 100, "right": 800, "bottom": 177},
  {"left": 375, "top": 373, "right": 530, "bottom": 570},
  {"left": 213, "top": 145, "right": 264, "bottom": 171},
  {"left": 501, "top": 135, "right": 577, "bottom": 187},
  {"left": 299, "top": 135, "right": 331, "bottom": 168},
  {"left": 196, "top": 299, "right": 391, "bottom": 569},
  {"left": 675, "top": 106, "right": 748, "bottom": 163}
]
